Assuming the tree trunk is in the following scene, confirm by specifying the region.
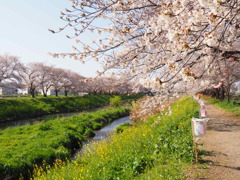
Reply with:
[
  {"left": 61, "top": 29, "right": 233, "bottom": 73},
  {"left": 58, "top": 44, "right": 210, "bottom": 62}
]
[
  {"left": 30, "top": 89, "right": 35, "bottom": 98},
  {"left": 55, "top": 90, "right": 58, "bottom": 97},
  {"left": 220, "top": 87, "right": 225, "bottom": 100},
  {"left": 226, "top": 88, "right": 230, "bottom": 102},
  {"left": 216, "top": 89, "right": 219, "bottom": 98},
  {"left": 64, "top": 91, "right": 68, "bottom": 96}
]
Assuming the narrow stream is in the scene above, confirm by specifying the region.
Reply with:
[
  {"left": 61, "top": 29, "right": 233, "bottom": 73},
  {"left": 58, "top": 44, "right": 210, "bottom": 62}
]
[
  {"left": 0, "top": 107, "right": 103, "bottom": 130},
  {"left": 73, "top": 116, "right": 131, "bottom": 160}
]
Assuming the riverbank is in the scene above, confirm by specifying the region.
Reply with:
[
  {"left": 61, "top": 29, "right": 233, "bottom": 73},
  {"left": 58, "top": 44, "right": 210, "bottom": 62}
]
[
  {"left": 0, "top": 95, "right": 110, "bottom": 123},
  {"left": 0, "top": 94, "right": 143, "bottom": 123},
  {"left": 0, "top": 107, "right": 105, "bottom": 130},
  {"left": 33, "top": 97, "right": 199, "bottom": 179},
  {"left": 0, "top": 107, "right": 130, "bottom": 179}
]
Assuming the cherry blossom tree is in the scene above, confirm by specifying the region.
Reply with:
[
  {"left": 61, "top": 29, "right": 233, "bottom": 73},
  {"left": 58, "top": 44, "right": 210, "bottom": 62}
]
[
  {"left": 50, "top": 0, "right": 239, "bottom": 97},
  {"left": 67, "top": 71, "right": 86, "bottom": 96},
  {"left": 51, "top": 68, "right": 66, "bottom": 96},
  {"left": 222, "top": 58, "right": 240, "bottom": 101},
  {"left": 83, "top": 76, "right": 144, "bottom": 95},
  {"left": 84, "top": 77, "right": 104, "bottom": 95},
  {"left": 50, "top": 68, "right": 85, "bottom": 96},
  {"left": 36, "top": 63, "right": 54, "bottom": 97},
  {"left": 0, "top": 55, "right": 89, "bottom": 97},
  {"left": 20, "top": 63, "right": 40, "bottom": 98},
  {"left": 60, "top": 70, "right": 74, "bottom": 96},
  {"left": 0, "top": 55, "right": 24, "bottom": 88},
  {"left": 202, "top": 56, "right": 240, "bottom": 100}
]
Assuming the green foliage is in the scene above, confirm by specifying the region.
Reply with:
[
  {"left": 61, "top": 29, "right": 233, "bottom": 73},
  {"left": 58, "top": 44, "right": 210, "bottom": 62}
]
[
  {"left": 0, "top": 107, "right": 129, "bottom": 178},
  {"left": 120, "top": 94, "right": 144, "bottom": 101},
  {"left": 115, "top": 123, "right": 133, "bottom": 133},
  {"left": 0, "top": 95, "right": 112, "bottom": 123},
  {"left": 0, "top": 94, "right": 143, "bottom": 123},
  {"left": 33, "top": 97, "right": 199, "bottom": 179},
  {"left": 110, "top": 96, "right": 122, "bottom": 107},
  {"left": 205, "top": 97, "right": 240, "bottom": 116},
  {"left": 84, "top": 128, "right": 96, "bottom": 137}
]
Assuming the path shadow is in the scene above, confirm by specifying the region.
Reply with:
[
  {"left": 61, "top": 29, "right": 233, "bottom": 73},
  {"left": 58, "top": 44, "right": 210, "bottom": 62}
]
[
  {"left": 207, "top": 121, "right": 240, "bottom": 132},
  {"left": 214, "top": 164, "right": 240, "bottom": 171},
  {"left": 198, "top": 150, "right": 240, "bottom": 172},
  {"left": 197, "top": 150, "right": 215, "bottom": 164},
  {"left": 199, "top": 160, "right": 240, "bottom": 172},
  {"left": 198, "top": 150, "right": 228, "bottom": 164},
  {"left": 199, "top": 150, "right": 216, "bottom": 157},
  {"left": 198, "top": 159, "right": 214, "bottom": 164}
]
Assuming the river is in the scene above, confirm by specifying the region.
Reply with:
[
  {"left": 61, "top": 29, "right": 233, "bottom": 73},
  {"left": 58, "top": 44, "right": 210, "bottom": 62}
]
[
  {"left": 0, "top": 107, "right": 131, "bottom": 165},
  {"left": 73, "top": 116, "right": 131, "bottom": 160},
  {"left": 0, "top": 107, "right": 103, "bottom": 130},
  {"left": 0, "top": 109, "right": 131, "bottom": 160}
]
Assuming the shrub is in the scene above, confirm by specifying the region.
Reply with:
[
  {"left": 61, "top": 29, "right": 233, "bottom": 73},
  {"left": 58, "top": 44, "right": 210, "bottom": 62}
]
[
  {"left": 84, "top": 128, "right": 95, "bottom": 137},
  {"left": 115, "top": 123, "right": 133, "bottom": 133},
  {"left": 110, "top": 96, "right": 122, "bottom": 107}
]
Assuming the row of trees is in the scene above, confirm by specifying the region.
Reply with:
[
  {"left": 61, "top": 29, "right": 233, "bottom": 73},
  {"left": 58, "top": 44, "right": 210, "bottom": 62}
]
[
  {"left": 21, "top": 62, "right": 85, "bottom": 97},
  {"left": 0, "top": 54, "right": 146, "bottom": 97}
]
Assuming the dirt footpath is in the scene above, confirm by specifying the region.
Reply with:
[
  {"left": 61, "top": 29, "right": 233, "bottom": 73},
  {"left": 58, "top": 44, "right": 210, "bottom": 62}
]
[{"left": 195, "top": 101, "right": 240, "bottom": 180}]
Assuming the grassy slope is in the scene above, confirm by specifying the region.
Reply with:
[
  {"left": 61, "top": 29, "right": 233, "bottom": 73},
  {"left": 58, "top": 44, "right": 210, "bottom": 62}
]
[
  {"left": 0, "top": 107, "right": 129, "bottom": 178},
  {"left": 0, "top": 94, "right": 143, "bottom": 123},
  {"left": 205, "top": 97, "right": 240, "bottom": 116},
  {"left": 0, "top": 95, "right": 111, "bottom": 122},
  {"left": 33, "top": 97, "right": 199, "bottom": 180}
]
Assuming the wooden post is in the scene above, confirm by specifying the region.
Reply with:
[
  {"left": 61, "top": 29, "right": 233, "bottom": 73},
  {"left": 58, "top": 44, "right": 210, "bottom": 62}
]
[
  {"left": 191, "top": 120, "right": 198, "bottom": 163},
  {"left": 193, "top": 139, "right": 198, "bottom": 163}
]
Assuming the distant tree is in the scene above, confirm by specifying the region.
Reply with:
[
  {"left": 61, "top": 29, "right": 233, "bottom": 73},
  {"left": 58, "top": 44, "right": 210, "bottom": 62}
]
[
  {"left": 0, "top": 54, "right": 23, "bottom": 88},
  {"left": 83, "top": 76, "right": 141, "bottom": 95},
  {"left": 207, "top": 56, "right": 240, "bottom": 101},
  {"left": 84, "top": 78, "right": 101, "bottom": 95},
  {"left": 51, "top": 68, "right": 66, "bottom": 96},
  {"left": 20, "top": 63, "right": 40, "bottom": 98},
  {"left": 69, "top": 72, "right": 86, "bottom": 95},
  {"left": 60, "top": 70, "right": 85, "bottom": 96},
  {"left": 61, "top": 71, "right": 73, "bottom": 96},
  {"left": 36, "top": 63, "right": 53, "bottom": 97}
]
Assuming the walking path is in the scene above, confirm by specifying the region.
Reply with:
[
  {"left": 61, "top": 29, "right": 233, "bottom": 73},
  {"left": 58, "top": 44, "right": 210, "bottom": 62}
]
[{"left": 194, "top": 101, "right": 240, "bottom": 179}]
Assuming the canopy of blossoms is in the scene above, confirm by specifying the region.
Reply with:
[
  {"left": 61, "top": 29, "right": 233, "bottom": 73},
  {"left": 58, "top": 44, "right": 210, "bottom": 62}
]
[{"left": 50, "top": 0, "right": 240, "bottom": 96}]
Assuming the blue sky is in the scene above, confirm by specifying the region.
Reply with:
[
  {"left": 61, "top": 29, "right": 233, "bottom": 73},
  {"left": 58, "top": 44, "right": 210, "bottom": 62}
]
[{"left": 0, "top": 0, "right": 102, "bottom": 77}]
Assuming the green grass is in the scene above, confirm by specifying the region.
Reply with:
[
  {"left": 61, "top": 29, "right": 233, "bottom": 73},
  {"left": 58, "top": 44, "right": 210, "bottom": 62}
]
[
  {"left": 110, "top": 96, "right": 122, "bottom": 107},
  {"left": 33, "top": 97, "right": 199, "bottom": 180},
  {"left": 0, "top": 94, "right": 143, "bottom": 123},
  {"left": 115, "top": 123, "right": 133, "bottom": 133},
  {"left": 0, "top": 95, "right": 111, "bottom": 123},
  {"left": 0, "top": 107, "right": 130, "bottom": 179},
  {"left": 205, "top": 97, "right": 240, "bottom": 116},
  {"left": 120, "top": 94, "right": 144, "bottom": 101}
]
